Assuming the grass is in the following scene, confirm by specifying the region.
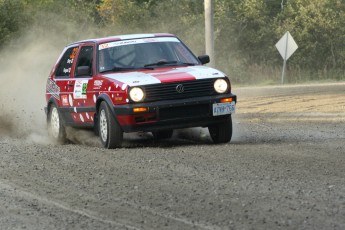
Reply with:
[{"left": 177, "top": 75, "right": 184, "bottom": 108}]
[{"left": 221, "top": 63, "right": 345, "bottom": 87}]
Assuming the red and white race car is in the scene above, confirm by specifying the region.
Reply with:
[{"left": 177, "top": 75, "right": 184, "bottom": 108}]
[{"left": 45, "top": 33, "right": 236, "bottom": 148}]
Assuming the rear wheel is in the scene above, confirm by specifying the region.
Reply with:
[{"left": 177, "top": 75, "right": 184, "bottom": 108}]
[
  {"left": 99, "top": 102, "right": 123, "bottom": 149},
  {"left": 208, "top": 116, "right": 232, "bottom": 144},
  {"left": 47, "top": 104, "right": 66, "bottom": 144},
  {"left": 152, "top": 129, "right": 173, "bottom": 140}
]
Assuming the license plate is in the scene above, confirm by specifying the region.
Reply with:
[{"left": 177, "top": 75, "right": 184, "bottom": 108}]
[{"left": 213, "top": 102, "right": 235, "bottom": 116}]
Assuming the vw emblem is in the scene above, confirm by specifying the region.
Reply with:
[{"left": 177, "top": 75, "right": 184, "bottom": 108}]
[{"left": 176, "top": 84, "right": 184, "bottom": 93}]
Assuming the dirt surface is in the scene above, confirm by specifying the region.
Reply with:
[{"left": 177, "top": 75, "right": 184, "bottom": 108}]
[{"left": 0, "top": 82, "right": 344, "bottom": 230}]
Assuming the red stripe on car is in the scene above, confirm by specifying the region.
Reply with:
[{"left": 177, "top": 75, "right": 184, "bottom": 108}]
[{"left": 151, "top": 72, "right": 196, "bottom": 83}]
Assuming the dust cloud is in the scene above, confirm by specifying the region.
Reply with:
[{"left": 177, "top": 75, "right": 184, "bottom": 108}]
[
  {"left": 0, "top": 7, "right": 105, "bottom": 144},
  {"left": 0, "top": 32, "right": 62, "bottom": 144}
]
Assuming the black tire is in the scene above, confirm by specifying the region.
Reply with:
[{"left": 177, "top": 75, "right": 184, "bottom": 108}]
[
  {"left": 208, "top": 116, "right": 232, "bottom": 144},
  {"left": 152, "top": 129, "right": 173, "bottom": 140},
  {"left": 47, "top": 104, "right": 66, "bottom": 144},
  {"left": 93, "top": 113, "right": 99, "bottom": 136},
  {"left": 98, "top": 101, "right": 123, "bottom": 149}
]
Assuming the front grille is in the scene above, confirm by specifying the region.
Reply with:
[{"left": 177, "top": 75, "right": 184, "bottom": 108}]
[
  {"left": 141, "top": 78, "right": 225, "bottom": 102},
  {"left": 159, "top": 104, "right": 210, "bottom": 120}
]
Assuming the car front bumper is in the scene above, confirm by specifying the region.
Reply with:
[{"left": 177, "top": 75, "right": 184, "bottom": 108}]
[{"left": 113, "top": 94, "right": 237, "bottom": 133}]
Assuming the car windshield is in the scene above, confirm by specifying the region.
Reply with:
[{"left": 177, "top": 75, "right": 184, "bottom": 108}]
[{"left": 98, "top": 37, "right": 199, "bottom": 73}]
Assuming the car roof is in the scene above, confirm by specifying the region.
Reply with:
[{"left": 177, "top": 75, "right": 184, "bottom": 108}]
[{"left": 68, "top": 33, "right": 176, "bottom": 46}]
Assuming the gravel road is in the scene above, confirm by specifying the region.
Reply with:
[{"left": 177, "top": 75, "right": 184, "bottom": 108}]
[{"left": 0, "top": 82, "right": 344, "bottom": 230}]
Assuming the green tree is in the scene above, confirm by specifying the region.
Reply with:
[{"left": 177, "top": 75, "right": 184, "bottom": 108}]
[
  {"left": 275, "top": 0, "right": 345, "bottom": 71},
  {"left": 0, "top": 0, "right": 28, "bottom": 46}
]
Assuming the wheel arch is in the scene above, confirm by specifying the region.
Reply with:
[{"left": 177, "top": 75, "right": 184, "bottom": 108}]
[
  {"left": 46, "top": 97, "right": 59, "bottom": 121},
  {"left": 95, "top": 94, "right": 117, "bottom": 117}
]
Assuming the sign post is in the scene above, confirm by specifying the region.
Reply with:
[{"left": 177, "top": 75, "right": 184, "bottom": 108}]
[
  {"left": 204, "top": 0, "right": 215, "bottom": 67},
  {"left": 275, "top": 31, "right": 298, "bottom": 84}
]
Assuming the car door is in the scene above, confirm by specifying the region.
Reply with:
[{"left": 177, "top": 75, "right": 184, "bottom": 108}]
[{"left": 67, "top": 43, "right": 97, "bottom": 126}]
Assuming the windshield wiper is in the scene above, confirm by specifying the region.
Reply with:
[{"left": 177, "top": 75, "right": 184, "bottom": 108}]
[
  {"left": 144, "top": 60, "right": 178, "bottom": 67},
  {"left": 144, "top": 61, "right": 196, "bottom": 67},
  {"left": 136, "top": 66, "right": 155, "bottom": 70}
]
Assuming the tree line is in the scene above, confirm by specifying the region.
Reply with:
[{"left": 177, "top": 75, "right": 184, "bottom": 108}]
[{"left": 1, "top": 0, "right": 344, "bottom": 84}]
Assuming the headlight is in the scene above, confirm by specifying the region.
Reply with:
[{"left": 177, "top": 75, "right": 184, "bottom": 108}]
[
  {"left": 214, "top": 79, "right": 228, "bottom": 93},
  {"left": 129, "top": 87, "right": 145, "bottom": 102}
]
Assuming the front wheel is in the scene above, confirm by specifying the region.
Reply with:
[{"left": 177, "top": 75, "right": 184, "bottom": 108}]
[
  {"left": 47, "top": 104, "right": 66, "bottom": 144},
  {"left": 98, "top": 102, "right": 123, "bottom": 149},
  {"left": 208, "top": 116, "right": 232, "bottom": 144}
]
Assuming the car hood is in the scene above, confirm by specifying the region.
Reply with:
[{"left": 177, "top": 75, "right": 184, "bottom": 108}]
[{"left": 101, "top": 66, "right": 226, "bottom": 87}]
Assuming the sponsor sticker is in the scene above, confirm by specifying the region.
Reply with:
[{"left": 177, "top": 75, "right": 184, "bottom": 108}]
[
  {"left": 61, "top": 95, "right": 69, "bottom": 106},
  {"left": 99, "top": 37, "right": 179, "bottom": 50},
  {"left": 74, "top": 80, "right": 88, "bottom": 99},
  {"left": 93, "top": 80, "right": 103, "bottom": 90},
  {"left": 70, "top": 47, "right": 78, "bottom": 59}
]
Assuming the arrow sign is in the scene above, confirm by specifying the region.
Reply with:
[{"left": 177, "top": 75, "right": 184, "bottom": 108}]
[{"left": 275, "top": 31, "right": 298, "bottom": 84}]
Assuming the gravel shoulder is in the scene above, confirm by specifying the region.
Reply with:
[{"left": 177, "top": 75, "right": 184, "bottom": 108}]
[{"left": 0, "top": 82, "right": 345, "bottom": 229}]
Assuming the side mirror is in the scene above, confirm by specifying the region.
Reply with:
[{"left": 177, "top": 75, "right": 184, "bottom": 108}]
[
  {"left": 198, "top": 55, "right": 210, "bottom": 65},
  {"left": 76, "top": 66, "right": 91, "bottom": 76}
]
